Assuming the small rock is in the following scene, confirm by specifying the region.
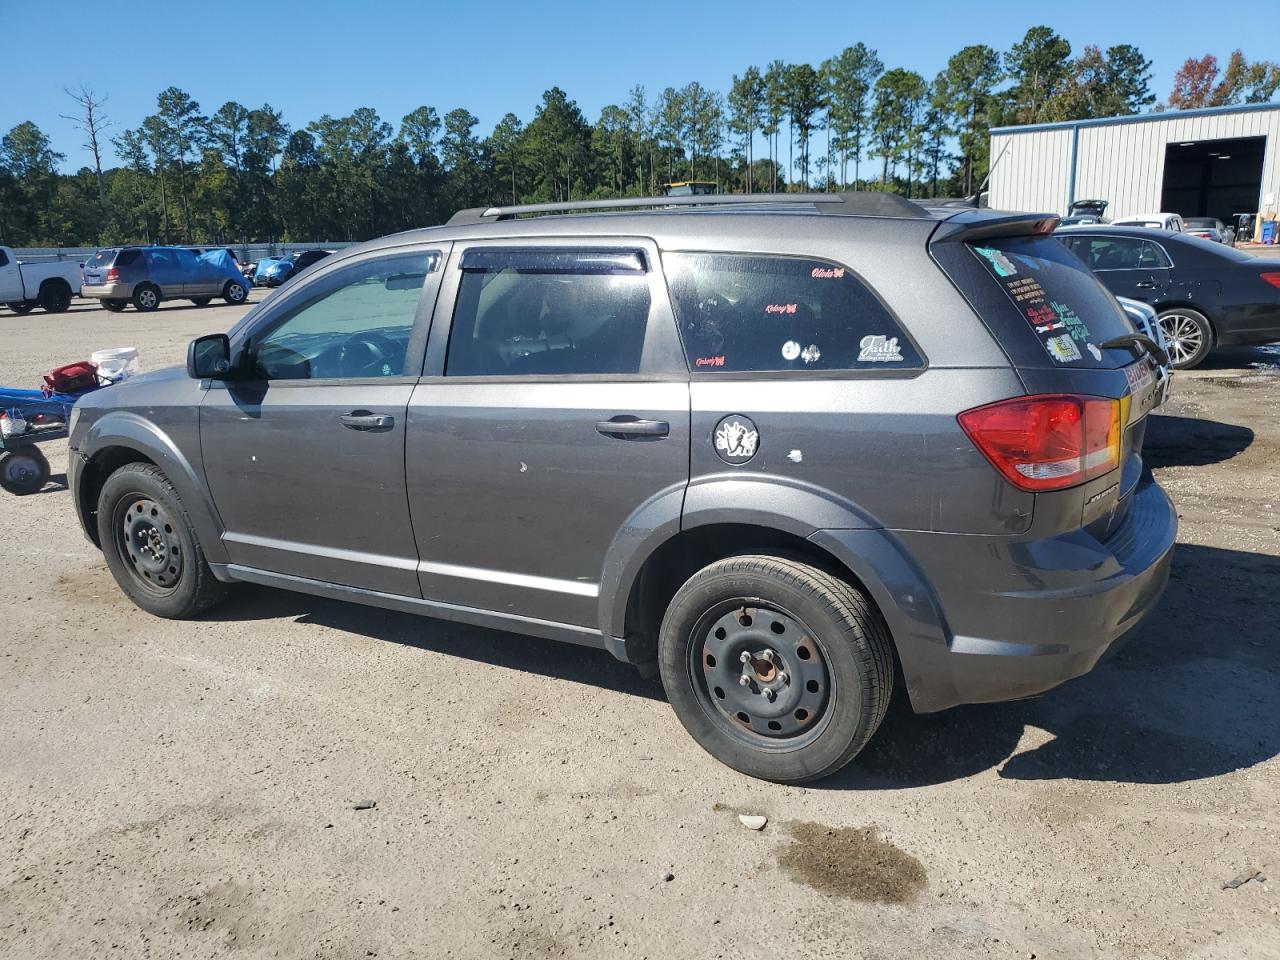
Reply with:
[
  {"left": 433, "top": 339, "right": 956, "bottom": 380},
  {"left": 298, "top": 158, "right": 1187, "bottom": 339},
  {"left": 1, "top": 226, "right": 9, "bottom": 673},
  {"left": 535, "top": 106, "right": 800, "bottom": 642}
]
[
  {"left": 662, "top": 872, "right": 675, "bottom": 882},
  {"left": 1223, "top": 868, "right": 1262, "bottom": 890},
  {"left": 738, "top": 814, "right": 768, "bottom": 831},
  {"left": 354, "top": 800, "right": 377, "bottom": 811}
]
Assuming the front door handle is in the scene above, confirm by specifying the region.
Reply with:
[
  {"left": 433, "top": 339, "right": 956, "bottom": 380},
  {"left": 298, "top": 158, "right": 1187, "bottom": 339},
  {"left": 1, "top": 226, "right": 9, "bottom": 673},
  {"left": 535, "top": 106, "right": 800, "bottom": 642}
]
[
  {"left": 595, "top": 417, "right": 670, "bottom": 439},
  {"left": 1134, "top": 280, "right": 1156, "bottom": 289},
  {"left": 339, "top": 411, "right": 394, "bottom": 431}
]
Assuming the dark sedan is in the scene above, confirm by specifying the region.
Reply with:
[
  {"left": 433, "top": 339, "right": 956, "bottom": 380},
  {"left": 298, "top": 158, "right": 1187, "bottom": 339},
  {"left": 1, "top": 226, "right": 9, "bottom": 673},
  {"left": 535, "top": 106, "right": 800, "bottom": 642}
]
[{"left": 1057, "top": 225, "right": 1280, "bottom": 368}]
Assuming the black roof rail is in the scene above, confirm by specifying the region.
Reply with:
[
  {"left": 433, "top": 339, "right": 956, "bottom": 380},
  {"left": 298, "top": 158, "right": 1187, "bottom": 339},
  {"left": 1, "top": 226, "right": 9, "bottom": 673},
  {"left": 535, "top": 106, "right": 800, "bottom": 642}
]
[{"left": 446, "top": 191, "right": 929, "bottom": 225}]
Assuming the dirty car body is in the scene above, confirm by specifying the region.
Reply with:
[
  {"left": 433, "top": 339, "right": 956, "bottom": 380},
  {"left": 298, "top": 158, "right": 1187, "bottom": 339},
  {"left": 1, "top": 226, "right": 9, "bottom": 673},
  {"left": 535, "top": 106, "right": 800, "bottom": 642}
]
[{"left": 68, "top": 193, "right": 1177, "bottom": 783}]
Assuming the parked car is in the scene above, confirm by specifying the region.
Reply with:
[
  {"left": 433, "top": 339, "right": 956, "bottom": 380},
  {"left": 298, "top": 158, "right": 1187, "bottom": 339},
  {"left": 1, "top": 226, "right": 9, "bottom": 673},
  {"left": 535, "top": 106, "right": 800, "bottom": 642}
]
[
  {"left": 1060, "top": 198, "right": 1110, "bottom": 227},
  {"left": 0, "top": 246, "right": 83, "bottom": 314},
  {"left": 1111, "top": 213, "right": 1186, "bottom": 232},
  {"left": 81, "top": 246, "right": 249, "bottom": 312},
  {"left": 1116, "top": 296, "right": 1172, "bottom": 405},
  {"left": 255, "top": 249, "right": 333, "bottom": 287},
  {"left": 68, "top": 193, "right": 1176, "bottom": 783},
  {"left": 1183, "top": 217, "right": 1235, "bottom": 245},
  {"left": 1058, "top": 225, "right": 1280, "bottom": 368}
]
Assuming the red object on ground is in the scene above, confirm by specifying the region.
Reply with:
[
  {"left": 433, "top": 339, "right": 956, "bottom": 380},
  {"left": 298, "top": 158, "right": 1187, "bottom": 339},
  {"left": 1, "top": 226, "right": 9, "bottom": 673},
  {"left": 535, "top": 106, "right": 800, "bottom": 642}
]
[{"left": 43, "top": 361, "right": 99, "bottom": 396}]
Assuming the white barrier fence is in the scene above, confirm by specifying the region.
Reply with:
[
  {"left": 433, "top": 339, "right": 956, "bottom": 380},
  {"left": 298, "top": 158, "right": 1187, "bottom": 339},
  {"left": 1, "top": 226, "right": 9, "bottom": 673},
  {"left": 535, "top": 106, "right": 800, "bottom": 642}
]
[{"left": 11, "top": 242, "right": 355, "bottom": 264}]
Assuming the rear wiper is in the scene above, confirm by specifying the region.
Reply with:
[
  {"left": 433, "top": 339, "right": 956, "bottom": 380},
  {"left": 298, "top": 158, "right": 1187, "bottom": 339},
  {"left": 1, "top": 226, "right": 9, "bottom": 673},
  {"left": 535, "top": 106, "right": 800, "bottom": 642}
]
[{"left": 1100, "top": 334, "right": 1169, "bottom": 370}]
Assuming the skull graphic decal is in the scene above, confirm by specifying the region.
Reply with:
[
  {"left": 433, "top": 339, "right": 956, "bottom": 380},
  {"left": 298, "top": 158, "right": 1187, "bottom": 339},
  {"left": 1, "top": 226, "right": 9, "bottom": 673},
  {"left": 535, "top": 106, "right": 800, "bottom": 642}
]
[{"left": 713, "top": 415, "right": 760, "bottom": 464}]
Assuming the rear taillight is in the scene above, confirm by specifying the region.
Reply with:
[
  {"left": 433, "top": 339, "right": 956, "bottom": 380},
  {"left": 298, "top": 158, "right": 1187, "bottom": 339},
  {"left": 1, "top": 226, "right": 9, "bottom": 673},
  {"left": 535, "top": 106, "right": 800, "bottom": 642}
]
[
  {"left": 106, "top": 267, "right": 119, "bottom": 282},
  {"left": 958, "top": 394, "right": 1122, "bottom": 492},
  {"left": 1260, "top": 272, "right": 1280, "bottom": 289}
]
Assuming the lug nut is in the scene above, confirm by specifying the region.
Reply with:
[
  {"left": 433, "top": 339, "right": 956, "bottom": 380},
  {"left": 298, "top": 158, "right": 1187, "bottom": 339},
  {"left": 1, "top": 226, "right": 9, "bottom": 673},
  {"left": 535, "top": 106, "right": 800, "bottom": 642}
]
[
  {"left": 763, "top": 688, "right": 776, "bottom": 702},
  {"left": 760, "top": 650, "right": 775, "bottom": 663},
  {"left": 777, "top": 671, "right": 789, "bottom": 685},
  {"left": 739, "top": 675, "right": 751, "bottom": 687},
  {"left": 740, "top": 651, "right": 751, "bottom": 663}
]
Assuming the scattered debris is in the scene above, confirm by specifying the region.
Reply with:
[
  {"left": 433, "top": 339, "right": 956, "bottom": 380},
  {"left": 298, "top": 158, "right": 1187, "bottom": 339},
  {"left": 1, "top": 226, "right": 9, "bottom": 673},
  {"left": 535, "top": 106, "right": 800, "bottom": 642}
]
[
  {"left": 353, "top": 800, "right": 377, "bottom": 811},
  {"left": 1223, "top": 868, "right": 1265, "bottom": 890},
  {"left": 662, "top": 872, "right": 675, "bottom": 882},
  {"left": 738, "top": 814, "right": 768, "bottom": 831}
]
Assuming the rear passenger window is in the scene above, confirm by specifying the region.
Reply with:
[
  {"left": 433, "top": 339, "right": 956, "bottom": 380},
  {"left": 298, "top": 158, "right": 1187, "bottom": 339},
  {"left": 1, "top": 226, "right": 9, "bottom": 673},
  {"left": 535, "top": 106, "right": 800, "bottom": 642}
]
[
  {"left": 115, "top": 249, "right": 141, "bottom": 267},
  {"left": 446, "top": 249, "right": 652, "bottom": 377},
  {"left": 663, "top": 253, "right": 922, "bottom": 372}
]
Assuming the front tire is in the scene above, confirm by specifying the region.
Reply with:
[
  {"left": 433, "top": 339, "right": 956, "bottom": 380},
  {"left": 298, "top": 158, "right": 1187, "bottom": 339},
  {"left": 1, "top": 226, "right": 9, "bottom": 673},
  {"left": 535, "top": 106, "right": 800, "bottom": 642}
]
[
  {"left": 132, "top": 284, "right": 160, "bottom": 312},
  {"left": 658, "top": 555, "right": 893, "bottom": 784},
  {"left": 223, "top": 280, "right": 247, "bottom": 305},
  {"left": 1157, "top": 308, "right": 1213, "bottom": 369},
  {"left": 189, "top": 297, "right": 212, "bottom": 307},
  {"left": 0, "top": 448, "right": 50, "bottom": 495},
  {"left": 96, "top": 463, "right": 227, "bottom": 618},
  {"left": 101, "top": 299, "right": 128, "bottom": 312}
]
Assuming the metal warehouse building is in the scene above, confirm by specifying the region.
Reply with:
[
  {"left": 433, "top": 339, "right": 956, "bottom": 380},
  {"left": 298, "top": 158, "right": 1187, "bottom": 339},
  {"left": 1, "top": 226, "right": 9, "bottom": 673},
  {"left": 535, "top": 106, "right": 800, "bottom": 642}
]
[{"left": 988, "top": 102, "right": 1280, "bottom": 225}]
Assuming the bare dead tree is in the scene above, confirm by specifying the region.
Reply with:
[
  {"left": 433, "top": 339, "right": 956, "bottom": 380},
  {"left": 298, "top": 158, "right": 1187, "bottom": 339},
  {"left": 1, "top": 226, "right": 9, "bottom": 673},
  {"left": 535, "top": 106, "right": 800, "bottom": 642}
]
[{"left": 60, "top": 83, "right": 112, "bottom": 212}]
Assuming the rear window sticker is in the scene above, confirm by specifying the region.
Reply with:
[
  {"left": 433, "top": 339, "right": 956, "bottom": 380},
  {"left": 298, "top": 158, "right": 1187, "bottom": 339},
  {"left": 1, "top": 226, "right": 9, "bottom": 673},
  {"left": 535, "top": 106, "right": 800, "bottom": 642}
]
[
  {"left": 975, "top": 246, "right": 1018, "bottom": 277},
  {"left": 810, "top": 266, "right": 846, "bottom": 279},
  {"left": 1124, "top": 360, "right": 1155, "bottom": 394},
  {"left": 695, "top": 355, "right": 726, "bottom": 368},
  {"left": 782, "top": 340, "right": 801, "bottom": 361},
  {"left": 1006, "top": 276, "right": 1047, "bottom": 304},
  {"left": 801, "top": 344, "right": 822, "bottom": 364},
  {"left": 765, "top": 303, "right": 798, "bottom": 315},
  {"left": 1026, "top": 304, "right": 1057, "bottom": 328},
  {"left": 1046, "top": 334, "right": 1082, "bottom": 363},
  {"left": 1051, "top": 301, "right": 1091, "bottom": 342},
  {"left": 858, "top": 335, "right": 904, "bottom": 363},
  {"left": 1087, "top": 343, "right": 1103, "bottom": 361}
]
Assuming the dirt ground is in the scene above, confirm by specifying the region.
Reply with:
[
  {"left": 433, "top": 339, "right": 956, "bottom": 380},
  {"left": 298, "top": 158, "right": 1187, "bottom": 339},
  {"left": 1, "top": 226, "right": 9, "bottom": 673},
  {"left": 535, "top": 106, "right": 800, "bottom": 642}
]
[{"left": 0, "top": 295, "right": 1277, "bottom": 960}]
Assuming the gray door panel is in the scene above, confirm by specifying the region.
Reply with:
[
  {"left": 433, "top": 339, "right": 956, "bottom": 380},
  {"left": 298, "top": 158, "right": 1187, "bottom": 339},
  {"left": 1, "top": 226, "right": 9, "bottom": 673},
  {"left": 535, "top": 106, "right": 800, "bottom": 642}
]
[
  {"left": 201, "top": 380, "right": 420, "bottom": 594},
  {"left": 406, "top": 380, "right": 690, "bottom": 626}
]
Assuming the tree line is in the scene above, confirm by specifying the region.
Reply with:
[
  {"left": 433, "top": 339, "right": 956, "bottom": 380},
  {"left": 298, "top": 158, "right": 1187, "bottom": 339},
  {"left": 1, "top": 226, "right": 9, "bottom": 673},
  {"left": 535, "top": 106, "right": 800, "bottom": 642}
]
[{"left": 1, "top": 27, "right": 1277, "bottom": 249}]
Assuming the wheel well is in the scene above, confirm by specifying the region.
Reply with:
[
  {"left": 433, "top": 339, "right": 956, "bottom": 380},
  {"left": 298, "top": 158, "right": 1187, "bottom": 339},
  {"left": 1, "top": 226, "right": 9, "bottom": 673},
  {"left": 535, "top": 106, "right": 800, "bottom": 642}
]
[
  {"left": 39, "top": 277, "right": 71, "bottom": 295},
  {"left": 78, "top": 447, "right": 155, "bottom": 546},
  {"left": 622, "top": 523, "right": 878, "bottom": 664}
]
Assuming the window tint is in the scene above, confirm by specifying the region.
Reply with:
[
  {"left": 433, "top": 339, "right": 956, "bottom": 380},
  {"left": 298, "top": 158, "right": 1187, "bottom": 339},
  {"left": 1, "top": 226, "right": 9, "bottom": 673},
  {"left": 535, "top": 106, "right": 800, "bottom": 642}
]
[
  {"left": 445, "top": 249, "right": 651, "bottom": 376},
  {"left": 251, "top": 252, "right": 436, "bottom": 381},
  {"left": 971, "top": 236, "right": 1135, "bottom": 368},
  {"left": 1071, "top": 237, "right": 1169, "bottom": 270},
  {"left": 115, "top": 249, "right": 141, "bottom": 267},
  {"left": 663, "top": 253, "right": 922, "bottom": 372}
]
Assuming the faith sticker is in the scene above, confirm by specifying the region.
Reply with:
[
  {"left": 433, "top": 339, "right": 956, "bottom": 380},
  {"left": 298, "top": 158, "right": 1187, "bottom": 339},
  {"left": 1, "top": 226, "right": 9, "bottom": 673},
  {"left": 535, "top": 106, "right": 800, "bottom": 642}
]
[
  {"left": 713, "top": 415, "right": 760, "bottom": 465},
  {"left": 1046, "top": 334, "right": 1082, "bottom": 363},
  {"left": 781, "top": 340, "right": 801, "bottom": 361},
  {"left": 858, "top": 335, "right": 903, "bottom": 363}
]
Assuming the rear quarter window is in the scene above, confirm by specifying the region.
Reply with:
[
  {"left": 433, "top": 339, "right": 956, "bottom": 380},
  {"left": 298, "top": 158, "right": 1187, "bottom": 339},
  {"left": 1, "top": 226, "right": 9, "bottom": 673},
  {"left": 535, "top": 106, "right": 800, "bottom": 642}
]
[
  {"left": 663, "top": 252, "right": 923, "bottom": 372},
  {"left": 969, "top": 236, "right": 1135, "bottom": 368}
]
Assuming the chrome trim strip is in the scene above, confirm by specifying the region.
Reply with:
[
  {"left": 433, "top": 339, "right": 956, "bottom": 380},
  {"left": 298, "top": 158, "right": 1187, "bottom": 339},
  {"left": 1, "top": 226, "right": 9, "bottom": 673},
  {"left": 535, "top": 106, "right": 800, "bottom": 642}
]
[
  {"left": 223, "top": 532, "right": 419, "bottom": 571},
  {"left": 417, "top": 559, "right": 600, "bottom": 598}
]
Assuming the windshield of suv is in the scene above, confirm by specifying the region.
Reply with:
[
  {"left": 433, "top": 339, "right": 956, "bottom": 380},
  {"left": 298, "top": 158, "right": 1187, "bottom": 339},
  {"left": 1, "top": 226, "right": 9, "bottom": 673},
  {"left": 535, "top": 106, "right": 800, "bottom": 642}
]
[
  {"left": 970, "top": 235, "right": 1136, "bottom": 368},
  {"left": 88, "top": 249, "right": 117, "bottom": 267}
]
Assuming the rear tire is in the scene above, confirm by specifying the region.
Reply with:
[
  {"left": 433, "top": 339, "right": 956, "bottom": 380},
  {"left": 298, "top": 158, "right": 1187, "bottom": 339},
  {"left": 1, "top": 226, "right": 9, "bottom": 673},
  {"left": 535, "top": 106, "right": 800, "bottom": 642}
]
[
  {"left": 0, "top": 448, "right": 51, "bottom": 495},
  {"left": 189, "top": 297, "right": 212, "bottom": 307},
  {"left": 96, "top": 463, "right": 228, "bottom": 618},
  {"left": 6, "top": 300, "right": 36, "bottom": 315},
  {"left": 658, "top": 555, "right": 893, "bottom": 784},
  {"left": 132, "top": 284, "right": 160, "bottom": 312},
  {"left": 38, "top": 281, "right": 72, "bottom": 313},
  {"left": 1157, "top": 308, "right": 1213, "bottom": 369},
  {"left": 223, "top": 280, "right": 247, "bottom": 305},
  {"left": 101, "top": 299, "right": 128, "bottom": 312}
]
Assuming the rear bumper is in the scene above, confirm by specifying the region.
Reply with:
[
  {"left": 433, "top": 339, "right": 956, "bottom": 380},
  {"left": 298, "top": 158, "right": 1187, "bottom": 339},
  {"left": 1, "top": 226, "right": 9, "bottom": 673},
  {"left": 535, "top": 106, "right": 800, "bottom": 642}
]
[
  {"left": 815, "top": 479, "right": 1177, "bottom": 713},
  {"left": 81, "top": 283, "right": 131, "bottom": 299}
]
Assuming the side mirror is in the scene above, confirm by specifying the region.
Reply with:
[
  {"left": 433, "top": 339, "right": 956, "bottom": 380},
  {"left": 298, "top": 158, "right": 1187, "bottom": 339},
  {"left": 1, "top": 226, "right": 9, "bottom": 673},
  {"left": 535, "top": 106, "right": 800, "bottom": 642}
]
[{"left": 187, "top": 333, "right": 233, "bottom": 379}]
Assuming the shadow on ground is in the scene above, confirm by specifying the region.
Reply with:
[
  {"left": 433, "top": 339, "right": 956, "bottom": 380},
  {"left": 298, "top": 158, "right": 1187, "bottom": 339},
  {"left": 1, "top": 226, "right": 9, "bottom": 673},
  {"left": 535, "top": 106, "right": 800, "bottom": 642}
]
[{"left": 1143, "top": 414, "right": 1254, "bottom": 468}]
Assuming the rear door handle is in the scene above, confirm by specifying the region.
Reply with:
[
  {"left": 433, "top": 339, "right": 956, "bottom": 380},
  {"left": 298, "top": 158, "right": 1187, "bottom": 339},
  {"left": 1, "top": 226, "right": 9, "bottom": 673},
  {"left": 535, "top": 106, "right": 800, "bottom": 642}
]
[
  {"left": 339, "top": 411, "right": 394, "bottom": 431},
  {"left": 1135, "top": 280, "right": 1156, "bottom": 289},
  {"left": 595, "top": 417, "right": 670, "bottom": 439}
]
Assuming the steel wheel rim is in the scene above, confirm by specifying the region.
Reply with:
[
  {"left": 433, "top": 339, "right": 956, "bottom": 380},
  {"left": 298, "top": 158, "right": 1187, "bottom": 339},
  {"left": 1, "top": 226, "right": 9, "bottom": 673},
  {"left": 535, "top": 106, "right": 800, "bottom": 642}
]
[
  {"left": 1159, "top": 313, "right": 1203, "bottom": 365},
  {"left": 688, "top": 600, "right": 832, "bottom": 751},
  {"left": 117, "top": 497, "right": 183, "bottom": 594},
  {"left": 139, "top": 289, "right": 157, "bottom": 309},
  {"left": 3, "top": 455, "right": 38, "bottom": 486}
]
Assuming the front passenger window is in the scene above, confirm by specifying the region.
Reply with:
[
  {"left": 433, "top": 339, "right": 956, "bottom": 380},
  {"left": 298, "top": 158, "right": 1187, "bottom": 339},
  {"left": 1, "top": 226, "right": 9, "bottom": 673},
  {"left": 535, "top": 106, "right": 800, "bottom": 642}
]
[{"left": 251, "top": 252, "right": 437, "bottom": 381}]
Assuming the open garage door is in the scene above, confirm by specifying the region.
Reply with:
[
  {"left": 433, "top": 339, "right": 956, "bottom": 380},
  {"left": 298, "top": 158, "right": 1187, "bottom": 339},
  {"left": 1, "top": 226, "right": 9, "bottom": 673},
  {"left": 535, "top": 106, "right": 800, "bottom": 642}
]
[{"left": 1161, "top": 136, "right": 1265, "bottom": 223}]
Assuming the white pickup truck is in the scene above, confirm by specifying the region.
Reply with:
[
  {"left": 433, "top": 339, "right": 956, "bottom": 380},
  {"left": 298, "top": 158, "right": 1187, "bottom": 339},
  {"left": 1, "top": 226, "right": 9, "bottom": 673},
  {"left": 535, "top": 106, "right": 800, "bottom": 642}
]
[{"left": 0, "top": 246, "right": 83, "bottom": 314}]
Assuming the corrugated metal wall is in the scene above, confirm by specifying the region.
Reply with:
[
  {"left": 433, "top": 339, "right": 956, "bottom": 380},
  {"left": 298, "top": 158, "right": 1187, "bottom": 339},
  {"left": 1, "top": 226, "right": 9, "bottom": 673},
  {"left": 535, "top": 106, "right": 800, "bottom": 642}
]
[{"left": 989, "top": 107, "right": 1280, "bottom": 217}]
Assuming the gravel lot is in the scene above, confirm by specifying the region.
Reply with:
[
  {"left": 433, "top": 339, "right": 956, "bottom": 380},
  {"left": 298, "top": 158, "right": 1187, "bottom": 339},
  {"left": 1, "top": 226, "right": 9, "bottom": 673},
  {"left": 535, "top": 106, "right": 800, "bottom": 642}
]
[{"left": 1, "top": 295, "right": 1277, "bottom": 960}]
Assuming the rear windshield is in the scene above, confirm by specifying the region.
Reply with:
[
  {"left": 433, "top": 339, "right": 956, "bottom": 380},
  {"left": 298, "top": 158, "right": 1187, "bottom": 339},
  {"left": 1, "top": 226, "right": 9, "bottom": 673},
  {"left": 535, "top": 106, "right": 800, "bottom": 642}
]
[
  {"left": 969, "top": 236, "right": 1135, "bottom": 368},
  {"left": 89, "top": 249, "right": 117, "bottom": 267}
]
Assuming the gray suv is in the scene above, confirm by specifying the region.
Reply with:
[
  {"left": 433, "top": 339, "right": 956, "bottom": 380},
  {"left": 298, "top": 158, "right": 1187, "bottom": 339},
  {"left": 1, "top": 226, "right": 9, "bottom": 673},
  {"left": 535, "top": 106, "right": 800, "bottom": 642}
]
[
  {"left": 81, "top": 246, "right": 250, "bottom": 312},
  {"left": 67, "top": 193, "right": 1177, "bottom": 783}
]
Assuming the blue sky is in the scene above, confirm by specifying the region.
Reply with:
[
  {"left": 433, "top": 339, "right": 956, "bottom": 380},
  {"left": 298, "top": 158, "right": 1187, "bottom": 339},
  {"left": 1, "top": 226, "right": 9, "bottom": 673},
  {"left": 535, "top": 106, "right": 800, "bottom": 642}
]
[{"left": 3, "top": 0, "right": 1273, "bottom": 171}]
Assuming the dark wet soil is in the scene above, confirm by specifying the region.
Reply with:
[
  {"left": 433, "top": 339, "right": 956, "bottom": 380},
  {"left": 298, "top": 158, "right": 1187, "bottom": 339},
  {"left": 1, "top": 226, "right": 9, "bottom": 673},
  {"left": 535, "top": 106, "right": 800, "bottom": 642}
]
[{"left": 776, "top": 821, "right": 927, "bottom": 904}]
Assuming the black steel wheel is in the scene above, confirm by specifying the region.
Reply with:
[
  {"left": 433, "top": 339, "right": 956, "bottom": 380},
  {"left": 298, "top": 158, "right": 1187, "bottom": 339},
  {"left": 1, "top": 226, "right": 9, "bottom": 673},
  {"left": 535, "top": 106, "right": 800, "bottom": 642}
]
[
  {"left": 659, "top": 555, "right": 893, "bottom": 784},
  {"left": 96, "top": 463, "right": 228, "bottom": 618},
  {"left": 0, "top": 448, "right": 50, "bottom": 495},
  {"left": 38, "top": 282, "right": 72, "bottom": 313}
]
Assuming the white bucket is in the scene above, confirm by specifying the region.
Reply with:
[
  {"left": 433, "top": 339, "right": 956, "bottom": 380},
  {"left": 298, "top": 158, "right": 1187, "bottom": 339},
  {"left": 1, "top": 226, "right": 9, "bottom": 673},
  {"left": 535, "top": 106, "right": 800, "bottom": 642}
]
[{"left": 91, "top": 347, "right": 141, "bottom": 383}]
